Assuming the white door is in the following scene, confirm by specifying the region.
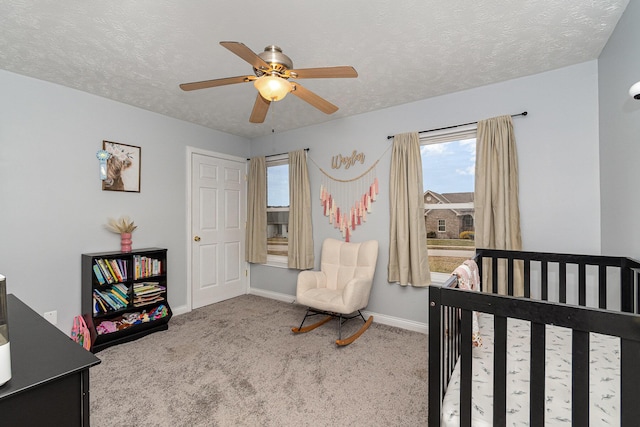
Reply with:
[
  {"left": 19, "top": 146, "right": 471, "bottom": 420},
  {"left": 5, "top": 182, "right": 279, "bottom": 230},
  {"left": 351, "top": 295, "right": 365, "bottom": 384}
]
[{"left": 191, "top": 152, "right": 247, "bottom": 309}]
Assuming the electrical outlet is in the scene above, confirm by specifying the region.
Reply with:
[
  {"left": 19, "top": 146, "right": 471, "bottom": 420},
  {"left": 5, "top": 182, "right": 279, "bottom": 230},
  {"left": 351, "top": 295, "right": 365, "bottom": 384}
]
[{"left": 43, "top": 310, "right": 57, "bottom": 325}]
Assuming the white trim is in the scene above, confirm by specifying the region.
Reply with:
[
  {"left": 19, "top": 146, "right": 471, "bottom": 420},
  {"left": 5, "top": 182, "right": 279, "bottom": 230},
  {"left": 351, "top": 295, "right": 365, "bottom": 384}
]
[
  {"left": 430, "top": 271, "right": 453, "bottom": 284},
  {"left": 426, "top": 202, "right": 475, "bottom": 210},
  {"left": 189, "top": 146, "right": 248, "bottom": 162},
  {"left": 265, "top": 154, "right": 288, "bottom": 164},
  {"left": 265, "top": 254, "right": 289, "bottom": 269},
  {"left": 249, "top": 288, "right": 296, "bottom": 303},
  {"left": 250, "top": 288, "right": 428, "bottom": 333},
  {"left": 170, "top": 304, "right": 190, "bottom": 316},
  {"left": 362, "top": 310, "right": 428, "bottom": 334},
  {"left": 419, "top": 124, "right": 477, "bottom": 144}
]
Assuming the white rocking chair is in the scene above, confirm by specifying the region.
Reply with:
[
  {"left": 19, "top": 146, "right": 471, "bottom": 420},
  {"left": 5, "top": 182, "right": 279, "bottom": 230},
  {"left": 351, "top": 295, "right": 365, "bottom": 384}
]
[{"left": 292, "top": 238, "right": 379, "bottom": 345}]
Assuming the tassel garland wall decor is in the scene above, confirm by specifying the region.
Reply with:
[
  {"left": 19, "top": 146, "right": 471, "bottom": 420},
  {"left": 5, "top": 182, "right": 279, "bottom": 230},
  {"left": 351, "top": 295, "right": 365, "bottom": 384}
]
[{"left": 318, "top": 161, "right": 379, "bottom": 242}]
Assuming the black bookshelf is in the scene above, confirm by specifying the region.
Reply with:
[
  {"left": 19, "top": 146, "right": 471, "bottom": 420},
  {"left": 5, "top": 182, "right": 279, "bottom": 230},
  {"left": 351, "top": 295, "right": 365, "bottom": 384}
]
[{"left": 81, "top": 248, "right": 172, "bottom": 352}]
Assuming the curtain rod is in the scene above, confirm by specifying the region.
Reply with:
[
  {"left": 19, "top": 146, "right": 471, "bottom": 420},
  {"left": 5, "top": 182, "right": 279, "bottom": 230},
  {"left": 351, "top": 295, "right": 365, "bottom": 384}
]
[
  {"left": 247, "top": 148, "right": 309, "bottom": 161},
  {"left": 386, "top": 111, "right": 528, "bottom": 140}
]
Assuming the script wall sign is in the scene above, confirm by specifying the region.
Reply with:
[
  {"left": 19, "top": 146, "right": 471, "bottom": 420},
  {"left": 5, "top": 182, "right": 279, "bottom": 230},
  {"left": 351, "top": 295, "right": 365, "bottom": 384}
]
[{"left": 331, "top": 150, "right": 365, "bottom": 169}]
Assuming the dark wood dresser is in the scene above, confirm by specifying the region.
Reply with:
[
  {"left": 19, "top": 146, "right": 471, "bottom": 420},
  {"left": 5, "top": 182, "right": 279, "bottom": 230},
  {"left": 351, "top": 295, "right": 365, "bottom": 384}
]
[{"left": 0, "top": 294, "right": 101, "bottom": 426}]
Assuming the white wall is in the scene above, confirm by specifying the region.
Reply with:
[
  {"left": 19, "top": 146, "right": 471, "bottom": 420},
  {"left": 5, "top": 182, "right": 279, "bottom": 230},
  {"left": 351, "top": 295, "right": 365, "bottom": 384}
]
[
  {"left": 0, "top": 69, "right": 250, "bottom": 334},
  {"left": 249, "top": 60, "right": 602, "bottom": 325},
  {"left": 598, "top": 0, "right": 640, "bottom": 258}
]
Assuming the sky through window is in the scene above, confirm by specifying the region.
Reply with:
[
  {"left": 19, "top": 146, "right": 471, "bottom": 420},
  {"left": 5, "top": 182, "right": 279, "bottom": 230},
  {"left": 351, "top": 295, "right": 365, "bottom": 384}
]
[{"left": 421, "top": 138, "right": 475, "bottom": 193}]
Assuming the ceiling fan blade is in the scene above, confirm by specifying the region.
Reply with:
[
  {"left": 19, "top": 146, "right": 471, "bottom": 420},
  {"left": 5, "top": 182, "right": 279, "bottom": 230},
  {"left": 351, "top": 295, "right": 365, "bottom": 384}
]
[
  {"left": 290, "top": 82, "right": 339, "bottom": 115},
  {"left": 180, "top": 75, "right": 252, "bottom": 91},
  {"left": 249, "top": 94, "right": 271, "bottom": 123},
  {"left": 220, "top": 41, "right": 270, "bottom": 71},
  {"left": 287, "top": 66, "right": 358, "bottom": 79}
]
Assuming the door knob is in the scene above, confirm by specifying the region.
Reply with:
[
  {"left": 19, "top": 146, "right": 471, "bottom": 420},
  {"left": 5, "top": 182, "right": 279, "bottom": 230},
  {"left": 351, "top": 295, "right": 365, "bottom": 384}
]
[{"left": 194, "top": 236, "right": 201, "bottom": 242}]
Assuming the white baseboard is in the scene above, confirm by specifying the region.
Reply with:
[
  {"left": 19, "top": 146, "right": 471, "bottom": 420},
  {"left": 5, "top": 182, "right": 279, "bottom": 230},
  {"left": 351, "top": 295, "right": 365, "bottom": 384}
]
[
  {"left": 249, "top": 288, "right": 427, "bottom": 334},
  {"left": 171, "top": 304, "right": 190, "bottom": 316},
  {"left": 362, "top": 310, "right": 427, "bottom": 334},
  {"left": 249, "top": 288, "right": 296, "bottom": 304}
]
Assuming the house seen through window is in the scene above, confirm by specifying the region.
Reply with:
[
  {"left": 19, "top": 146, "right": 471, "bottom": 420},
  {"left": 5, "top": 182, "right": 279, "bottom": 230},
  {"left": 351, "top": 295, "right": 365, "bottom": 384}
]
[
  {"left": 266, "top": 158, "right": 289, "bottom": 258},
  {"left": 421, "top": 127, "right": 477, "bottom": 275}
]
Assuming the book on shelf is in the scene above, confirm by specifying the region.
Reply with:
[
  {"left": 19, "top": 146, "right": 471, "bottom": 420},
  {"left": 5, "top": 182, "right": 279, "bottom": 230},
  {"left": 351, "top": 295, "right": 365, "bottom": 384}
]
[
  {"left": 110, "top": 283, "right": 129, "bottom": 300},
  {"left": 133, "top": 282, "right": 166, "bottom": 307},
  {"left": 133, "top": 255, "right": 164, "bottom": 279},
  {"left": 116, "top": 259, "right": 127, "bottom": 281},
  {"left": 93, "top": 258, "right": 129, "bottom": 284},
  {"left": 93, "top": 264, "right": 106, "bottom": 285},
  {"left": 93, "top": 286, "right": 129, "bottom": 312},
  {"left": 108, "top": 259, "right": 123, "bottom": 282},
  {"left": 96, "top": 259, "right": 114, "bottom": 284},
  {"left": 104, "top": 259, "right": 120, "bottom": 283},
  {"left": 93, "top": 293, "right": 108, "bottom": 314},
  {"left": 93, "top": 290, "right": 115, "bottom": 312},
  {"left": 109, "top": 289, "right": 128, "bottom": 306}
]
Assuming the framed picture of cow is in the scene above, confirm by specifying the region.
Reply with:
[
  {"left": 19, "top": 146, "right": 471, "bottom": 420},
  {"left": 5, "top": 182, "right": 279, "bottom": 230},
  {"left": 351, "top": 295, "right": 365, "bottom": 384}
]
[{"left": 101, "top": 141, "right": 141, "bottom": 192}]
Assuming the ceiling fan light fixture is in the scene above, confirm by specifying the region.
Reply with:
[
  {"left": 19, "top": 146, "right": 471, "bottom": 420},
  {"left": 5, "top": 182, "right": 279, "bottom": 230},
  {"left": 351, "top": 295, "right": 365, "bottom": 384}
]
[{"left": 254, "top": 75, "right": 291, "bottom": 101}]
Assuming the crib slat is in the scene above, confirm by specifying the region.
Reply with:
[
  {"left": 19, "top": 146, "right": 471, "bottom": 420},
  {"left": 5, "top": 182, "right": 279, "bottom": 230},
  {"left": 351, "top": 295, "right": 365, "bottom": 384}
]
[
  {"left": 598, "top": 265, "right": 607, "bottom": 309},
  {"left": 493, "top": 316, "right": 507, "bottom": 427},
  {"left": 442, "top": 309, "right": 448, "bottom": 394},
  {"left": 579, "top": 263, "right": 586, "bottom": 306},
  {"left": 572, "top": 330, "right": 589, "bottom": 425},
  {"left": 530, "top": 322, "right": 546, "bottom": 426},
  {"left": 447, "top": 308, "right": 456, "bottom": 385},
  {"left": 492, "top": 258, "right": 499, "bottom": 294},
  {"left": 524, "top": 259, "right": 531, "bottom": 298},
  {"left": 621, "top": 338, "right": 640, "bottom": 427},
  {"left": 507, "top": 258, "right": 514, "bottom": 296},
  {"left": 559, "top": 262, "right": 567, "bottom": 304},
  {"left": 460, "top": 310, "right": 473, "bottom": 426},
  {"left": 541, "top": 261, "right": 548, "bottom": 301},
  {"left": 636, "top": 271, "right": 640, "bottom": 314},
  {"left": 621, "top": 267, "right": 633, "bottom": 313}
]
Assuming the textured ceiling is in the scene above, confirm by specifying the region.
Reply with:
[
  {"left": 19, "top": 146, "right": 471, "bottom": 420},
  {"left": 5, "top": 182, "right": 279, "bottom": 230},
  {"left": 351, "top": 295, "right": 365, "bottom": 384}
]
[{"left": 0, "top": 1, "right": 629, "bottom": 139}]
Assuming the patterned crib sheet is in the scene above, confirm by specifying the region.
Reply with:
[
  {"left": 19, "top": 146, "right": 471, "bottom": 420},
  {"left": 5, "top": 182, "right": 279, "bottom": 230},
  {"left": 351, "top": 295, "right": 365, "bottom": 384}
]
[{"left": 441, "top": 313, "right": 620, "bottom": 426}]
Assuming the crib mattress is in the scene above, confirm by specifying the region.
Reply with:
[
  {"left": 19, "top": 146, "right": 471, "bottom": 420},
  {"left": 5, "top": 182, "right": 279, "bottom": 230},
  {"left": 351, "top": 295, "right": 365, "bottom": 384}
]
[{"left": 441, "top": 313, "right": 620, "bottom": 426}]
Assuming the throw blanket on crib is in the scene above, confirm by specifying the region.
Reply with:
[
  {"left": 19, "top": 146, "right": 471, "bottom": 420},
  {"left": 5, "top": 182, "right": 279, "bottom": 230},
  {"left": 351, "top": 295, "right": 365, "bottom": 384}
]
[{"left": 452, "top": 260, "right": 482, "bottom": 347}]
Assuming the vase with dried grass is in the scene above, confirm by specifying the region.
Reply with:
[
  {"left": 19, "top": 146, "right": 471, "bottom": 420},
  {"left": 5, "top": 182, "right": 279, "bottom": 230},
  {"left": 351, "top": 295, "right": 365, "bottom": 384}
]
[{"left": 105, "top": 216, "right": 137, "bottom": 253}]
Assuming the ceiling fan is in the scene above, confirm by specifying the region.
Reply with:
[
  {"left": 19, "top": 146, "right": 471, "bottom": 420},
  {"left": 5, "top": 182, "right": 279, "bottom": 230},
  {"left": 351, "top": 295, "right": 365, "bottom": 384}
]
[{"left": 179, "top": 41, "right": 358, "bottom": 123}]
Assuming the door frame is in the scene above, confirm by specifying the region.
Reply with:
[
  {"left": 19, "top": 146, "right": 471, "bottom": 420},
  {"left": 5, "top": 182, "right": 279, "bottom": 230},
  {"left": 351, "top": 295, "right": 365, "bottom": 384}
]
[{"left": 185, "top": 146, "right": 249, "bottom": 312}]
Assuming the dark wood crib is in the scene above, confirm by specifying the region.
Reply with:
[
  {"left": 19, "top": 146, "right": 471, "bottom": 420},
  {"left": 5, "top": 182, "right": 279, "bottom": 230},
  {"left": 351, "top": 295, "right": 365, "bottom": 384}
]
[{"left": 428, "top": 248, "right": 640, "bottom": 426}]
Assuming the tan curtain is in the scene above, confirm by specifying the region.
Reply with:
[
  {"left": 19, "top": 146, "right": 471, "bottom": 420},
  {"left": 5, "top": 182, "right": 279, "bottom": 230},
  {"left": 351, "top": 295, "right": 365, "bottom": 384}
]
[
  {"left": 475, "top": 115, "right": 523, "bottom": 295},
  {"left": 245, "top": 157, "right": 267, "bottom": 264},
  {"left": 288, "top": 150, "right": 314, "bottom": 269},
  {"left": 388, "top": 132, "right": 431, "bottom": 287}
]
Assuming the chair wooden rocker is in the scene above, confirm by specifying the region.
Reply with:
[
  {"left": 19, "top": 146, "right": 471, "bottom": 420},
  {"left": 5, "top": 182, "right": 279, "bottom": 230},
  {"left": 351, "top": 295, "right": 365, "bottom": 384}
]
[{"left": 292, "top": 238, "right": 379, "bottom": 346}]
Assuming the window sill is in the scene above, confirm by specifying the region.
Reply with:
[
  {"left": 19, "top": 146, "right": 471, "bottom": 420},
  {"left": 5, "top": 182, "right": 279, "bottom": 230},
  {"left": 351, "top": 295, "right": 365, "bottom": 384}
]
[
  {"left": 265, "top": 254, "right": 288, "bottom": 269},
  {"left": 430, "top": 271, "right": 453, "bottom": 285}
]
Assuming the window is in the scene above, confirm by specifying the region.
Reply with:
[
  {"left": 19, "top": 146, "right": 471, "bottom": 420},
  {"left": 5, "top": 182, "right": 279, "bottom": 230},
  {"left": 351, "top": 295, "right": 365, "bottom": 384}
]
[
  {"left": 421, "top": 126, "right": 477, "bottom": 278},
  {"left": 266, "top": 156, "right": 289, "bottom": 265}
]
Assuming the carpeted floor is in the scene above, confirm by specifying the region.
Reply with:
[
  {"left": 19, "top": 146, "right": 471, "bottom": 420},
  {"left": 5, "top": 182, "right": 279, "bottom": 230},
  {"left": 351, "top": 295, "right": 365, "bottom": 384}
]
[{"left": 90, "top": 294, "right": 428, "bottom": 426}]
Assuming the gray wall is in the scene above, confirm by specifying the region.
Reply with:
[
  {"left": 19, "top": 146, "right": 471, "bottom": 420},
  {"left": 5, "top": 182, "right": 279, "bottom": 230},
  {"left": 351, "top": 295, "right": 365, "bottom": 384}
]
[
  {"left": 1, "top": 23, "right": 623, "bottom": 332},
  {"left": 250, "top": 60, "right": 602, "bottom": 326},
  {"left": 599, "top": 1, "right": 640, "bottom": 258},
  {"left": 0, "top": 69, "right": 250, "bottom": 333}
]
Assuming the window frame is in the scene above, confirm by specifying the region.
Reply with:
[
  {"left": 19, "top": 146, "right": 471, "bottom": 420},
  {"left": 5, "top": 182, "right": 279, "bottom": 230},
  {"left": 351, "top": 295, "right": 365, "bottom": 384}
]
[
  {"left": 420, "top": 124, "right": 477, "bottom": 283},
  {"left": 265, "top": 154, "right": 289, "bottom": 268}
]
